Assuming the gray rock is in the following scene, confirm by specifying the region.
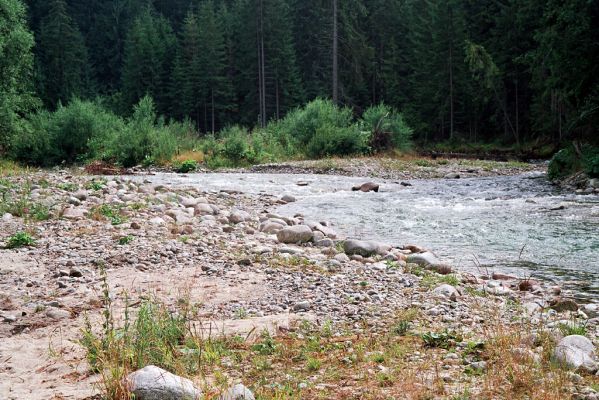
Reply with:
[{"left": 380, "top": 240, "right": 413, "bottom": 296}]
[
  {"left": 315, "top": 239, "right": 334, "bottom": 247},
  {"left": 312, "top": 231, "right": 325, "bottom": 242},
  {"left": 73, "top": 190, "right": 88, "bottom": 201},
  {"left": 553, "top": 335, "right": 598, "bottom": 373},
  {"left": 219, "top": 384, "right": 255, "bottom": 400},
  {"left": 444, "top": 173, "right": 460, "bottom": 179},
  {"left": 260, "top": 221, "right": 285, "bottom": 234},
  {"left": 343, "top": 239, "right": 390, "bottom": 257},
  {"left": 468, "top": 361, "right": 487, "bottom": 372},
  {"left": 293, "top": 301, "right": 311, "bottom": 311},
  {"left": 149, "top": 217, "right": 166, "bottom": 225},
  {"left": 551, "top": 299, "right": 579, "bottom": 312},
  {"left": 280, "top": 195, "right": 296, "bottom": 203},
  {"left": 276, "top": 225, "right": 314, "bottom": 244},
  {"left": 229, "top": 209, "right": 251, "bottom": 224},
  {"left": 46, "top": 308, "right": 70, "bottom": 320},
  {"left": 406, "top": 252, "right": 440, "bottom": 266},
  {"left": 352, "top": 182, "right": 379, "bottom": 192},
  {"left": 432, "top": 284, "right": 459, "bottom": 301},
  {"left": 62, "top": 207, "right": 87, "bottom": 220},
  {"left": 334, "top": 253, "right": 350, "bottom": 263},
  {"left": 194, "top": 203, "right": 215, "bottom": 216},
  {"left": 589, "top": 178, "right": 599, "bottom": 189},
  {"left": 126, "top": 365, "right": 202, "bottom": 400},
  {"left": 68, "top": 196, "right": 81, "bottom": 206}
]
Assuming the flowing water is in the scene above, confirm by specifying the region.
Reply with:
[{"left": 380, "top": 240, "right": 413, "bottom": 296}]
[{"left": 142, "top": 171, "right": 599, "bottom": 301}]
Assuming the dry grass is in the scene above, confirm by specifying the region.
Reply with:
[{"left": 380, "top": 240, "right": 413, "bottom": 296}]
[
  {"left": 0, "top": 159, "right": 29, "bottom": 177},
  {"left": 171, "top": 150, "right": 205, "bottom": 164}
]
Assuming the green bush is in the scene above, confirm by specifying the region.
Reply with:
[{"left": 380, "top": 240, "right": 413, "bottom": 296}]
[
  {"left": 266, "top": 98, "right": 368, "bottom": 159},
  {"left": 548, "top": 146, "right": 578, "bottom": 181},
  {"left": 12, "top": 99, "right": 124, "bottom": 166},
  {"left": 582, "top": 146, "right": 599, "bottom": 178},
  {"left": 221, "top": 126, "right": 249, "bottom": 166},
  {"left": 175, "top": 159, "right": 197, "bottom": 173},
  {"left": 362, "top": 103, "right": 413, "bottom": 152},
  {"left": 306, "top": 123, "right": 368, "bottom": 158},
  {"left": 5, "top": 231, "right": 35, "bottom": 248}
]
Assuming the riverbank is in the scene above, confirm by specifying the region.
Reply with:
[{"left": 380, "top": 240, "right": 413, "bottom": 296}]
[{"left": 0, "top": 169, "right": 597, "bottom": 399}]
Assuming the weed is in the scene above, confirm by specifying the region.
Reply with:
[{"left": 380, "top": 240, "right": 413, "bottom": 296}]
[
  {"left": 118, "top": 235, "right": 134, "bottom": 245},
  {"left": 58, "top": 182, "right": 78, "bottom": 192},
  {"left": 421, "top": 330, "right": 462, "bottom": 349},
  {"left": 86, "top": 179, "right": 106, "bottom": 191},
  {"left": 5, "top": 232, "right": 35, "bottom": 248},
  {"left": 558, "top": 321, "right": 587, "bottom": 336},
  {"left": 391, "top": 320, "right": 410, "bottom": 336},
  {"left": 94, "top": 204, "right": 127, "bottom": 225},
  {"left": 421, "top": 272, "right": 460, "bottom": 289},
  {"left": 234, "top": 307, "right": 249, "bottom": 319},
  {"left": 252, "top": 331, "right": 277, "bottom": 355},
  {"left": 306, "top": 357, "right": 321, "bottom": 371}
]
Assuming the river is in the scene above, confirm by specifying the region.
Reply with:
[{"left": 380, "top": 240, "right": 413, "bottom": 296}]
[{"left": 142, "top": 171, "right": 599, "bottom": 301}]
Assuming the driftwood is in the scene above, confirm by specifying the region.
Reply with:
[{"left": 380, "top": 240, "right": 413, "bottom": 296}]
[{"left": 84, "top": 161, "right": 126, "bottom": 175}]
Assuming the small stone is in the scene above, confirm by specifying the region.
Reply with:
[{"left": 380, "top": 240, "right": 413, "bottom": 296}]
[
  {"left": 343, "top": 239, "right": 389, "bottom": 257},
  {"left": 131, "top": 221, "right": 142, "bottom": 229},
  {"left": 280, "top": 195, "right": 296, "bottom": 203},
  {"left": 293, "top": 301, "right": 311, "bottom": 311},
  {"left": 219, "top": 384, "right": 255, "bottom": 400},
  {"left": 276, "top": 225, "right": 313, "bottom": 244},
  {"left": 69, "top": 268, "right": 83, "bottom": 278},
  {"left": 351, "top": 182, "right": 379, "bottom": 192},
  {"left": 443, "top": 173, "right": 460, "bottom": 179},
  {"left": 550, "top": 299, "right": 579, "bottom": 312},
  {"left": 126, "top": 365, "right": 202, "bottom": 400},
  {"left": 46, "top": 308, "right": 70, "bottom": 320}
]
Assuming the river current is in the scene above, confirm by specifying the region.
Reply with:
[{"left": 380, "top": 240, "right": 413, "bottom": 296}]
[{"left": 143, "top": 172, "right": 599, "bottom": 300}]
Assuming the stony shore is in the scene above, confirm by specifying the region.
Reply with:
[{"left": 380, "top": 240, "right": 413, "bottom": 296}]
[{"left": 0, "top": 161, "right": 598, "bottom": 399}]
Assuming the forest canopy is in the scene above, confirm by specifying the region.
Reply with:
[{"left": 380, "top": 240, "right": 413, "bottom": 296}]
[{"left": 1, "top": 0, "right": 598, "bottom": 169}]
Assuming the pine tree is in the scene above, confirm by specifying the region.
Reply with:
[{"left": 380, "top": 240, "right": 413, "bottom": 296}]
[
  {"left": 37, "top": 0, "right": 89, "bottom": 108},
  {"left": 0, "top": 0, "right": 38, "bottom": 147},
  {"left": 121, "top": 7, "right": 176, "bottom": 115}
]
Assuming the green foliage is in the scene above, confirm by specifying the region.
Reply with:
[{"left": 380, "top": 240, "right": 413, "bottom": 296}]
[
  {"left": 421, "top": 330, "right": 462, "bottom": 349},
  {"left": 12, "top": 99, "right": 123, "bottom": 166},
  {"left": 5, "top": 231, "right": 35, "bottom": 248},
  {"left": 96, "top": 204, "right": 126, "bottom": 225},
  {"left": 548, "top": 147, "right": 577, "bottom": 181},
  {"left": 558, "top": 321, "right": 587, "bottom": 337},
  {"left": 362, "top": 103, "right": 413, "bottom": 152},
  {"left": 175, "top": 160, "right": 197, "bottom": 173},
  {"left": 0, "top": 0, "right": 38, "bottom": 147},
  {"left": 221, "top": 126, "right": 249, "bottom": 165},
  {"left": 118, "top": 235, "right": 134, "bottom": 245}
]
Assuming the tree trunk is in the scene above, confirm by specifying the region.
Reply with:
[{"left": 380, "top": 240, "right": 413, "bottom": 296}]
[
  {"left": 448, "top": 7, "right": 454, "bottom": 141},
  {"left": 332, "top": 0, "right": 338, "bottom": 105},
  {"left": 275, "top": 77, "right": 280, "bottom": 120},
  {"left": 211, "top": 89, "right": 215, "bottom": 134}
]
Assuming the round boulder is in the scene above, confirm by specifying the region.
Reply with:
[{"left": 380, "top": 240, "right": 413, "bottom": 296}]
[{"left": 276, "top": 225, "right": 314, "bottom": 244}]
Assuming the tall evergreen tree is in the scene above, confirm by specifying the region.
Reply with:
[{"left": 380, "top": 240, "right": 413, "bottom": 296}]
[
  {"left": 0, "top": 0, "right": 38, "bottom": 147},
  {"left": 121, "top": 7, "right": 175, "bottom": 115},
  {"left": 36, "top": 0, "right": 89, "bottom": 108}
]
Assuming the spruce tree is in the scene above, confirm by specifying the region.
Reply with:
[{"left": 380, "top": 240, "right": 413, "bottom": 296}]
[
  {"left": 0, "top": 0, "right": 37, "bottom": 147},
  {"left": 121, "top": 7, "right": 176, "bottom": 115},
  {"left": 37, "top": 0, "right": 89, "bottom": 108}
]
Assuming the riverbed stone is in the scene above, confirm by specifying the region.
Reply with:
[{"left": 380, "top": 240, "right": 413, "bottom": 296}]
[
  {"left": 406, "top": 252, "right": 440, "bottom": 266},
  {"left": 219, "top": 384, "right": 255, "bottom": 400},
  {"left": 280, "top": 194, "right": 296, "bottom": 203},
  {"left": 126, "top": 365, "right": 202, "bottom": 400},
  {"left": 352, "top": 182, "right": 379, "bottom": 192},
  {"left": 62, "top": 207, "right": 87, "bottom": 220},
  {"left": 276, "top": 225, "right": 314, "bottom": 244},
  {"left": 229, "top": 209, "right": 252, "bottom": 224},
  {"left": 444, "top": 173, "right": 460, "bottom": 179},
  {"left": 553, "top": 335, "right": 598, "bottom": 373},
  {"left": 551, "top": 299, "right": 579, "bottom": 312},
  {"left": 432, "top": 284, "right": 459, "bottom": 301},
  {"left": 343, "top": 239, "right": 389, "bottom": 257}
]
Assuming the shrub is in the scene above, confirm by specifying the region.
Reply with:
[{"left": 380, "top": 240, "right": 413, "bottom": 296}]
[
  {"left": 548, "top": 146, "right": 577, "bottom": 181},
  {"left": 362, "top": 103, "right": 413, "bottom": 152},
  {"left": 221, "top": 126, "right": 249, "bottom": 166},
  {"left": 268, "top": 98, "right": 367, "bottom": 159},
  {"left": 306, "top": 123, "right": 368, "bottom": 158},
  {"left": 5, "top": 231, "right": 35, "bottom": 248},
  {"left": 175, "top": 160, "right": 197, "bottom": 173},
  {"left": 12, "top": 99, "right": 124, "bottom": 166},
  {"left": 582, "top": 146, "right": 599, "bottom": 178}
]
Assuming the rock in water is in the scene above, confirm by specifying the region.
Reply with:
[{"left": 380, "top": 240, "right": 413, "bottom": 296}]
[
  {"left": 219, "top": 384, "right": 255, "bottom": 400},
  {"left": 126, "top": 365, "right": 202, "bottom": 400},
  {"left": 443, "top": 173, "right": 460, "bottom": 179},
  {"left": 352, "top": 182, "right": 379, "bottom": 192},
  {"left": 276, "top": 225, "right": 314, "bottom": 244},
  {"left": 553, "top": 335, "right": 598, "bottom": 373}
]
